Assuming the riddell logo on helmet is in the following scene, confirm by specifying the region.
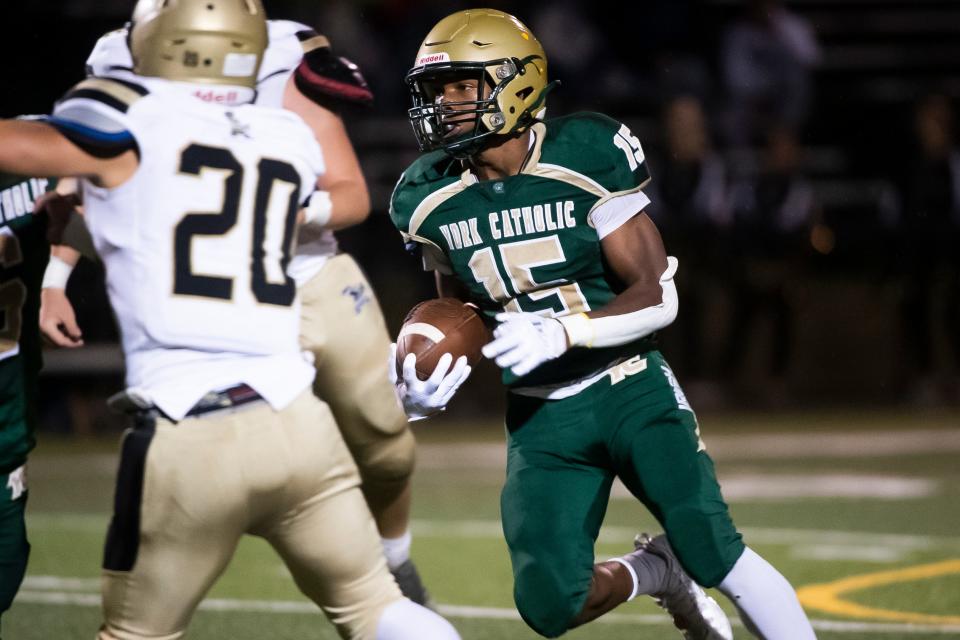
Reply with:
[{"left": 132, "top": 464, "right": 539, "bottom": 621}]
[
  {"left": 416, "top": 52, "right": 450, "bottom": 65},
  {"left": 193, "top": 89, "right": 240, "bottom": 104}
]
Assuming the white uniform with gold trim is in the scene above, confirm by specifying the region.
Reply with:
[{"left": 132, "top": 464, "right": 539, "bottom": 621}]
[
  {"left": 83, "top": 28, "right": 418, "bottom": 598},
  {"left": 51, "top": 76, "right": 321, "bottom": 420},
  {"left": 85, "top": 20, "right": 416, "bottom": 525},
  {"left": 45, "top": 75, "right": 446, "bottom": 640}
]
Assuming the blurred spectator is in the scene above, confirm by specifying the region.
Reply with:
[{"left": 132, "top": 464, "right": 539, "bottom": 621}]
[
  {"left": 720, "top": 0, "right": 820, "bottom": 146},
  {"left": 528, "top": 0, "right": 623, "bottom": 112},
  {"left": 894, "top": 93, "right": 960, "bottom": 403},
  {"left": 722, "top": 127, "right": 816, "bottom": 400},
  {"left": 647, "top": 96, "right": 732, "bottom": 385},
  {"left": 530, "top": 1, "right": 603, "bottom": 84}
]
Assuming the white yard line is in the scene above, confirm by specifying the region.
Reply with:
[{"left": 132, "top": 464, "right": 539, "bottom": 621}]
[
  {"left": 705, "top": 428, "right": 960, "bottom": 460},
  {"left": 410, "top": 519, "right": 960, "bottom": 552},
  {"left": 31, "top": 428, "right": 960, "bottom": 476},
  {"left": 14, "top": 589, "right": 960, "bottom": 635},
  {"left": 21, "top": 576, "right": 100, "bottom": 591},
  {"left": 790, "top": 544, "right": 911, "bottom": 563},
  {"left": 24, "top": 512, "right": 960, "bottom": 551},
  {"left": 610, "top": 474, "right": 938, "bottom": 501},
  {"left": 416, "top": 427, "right": 960, "bottom": 468}
]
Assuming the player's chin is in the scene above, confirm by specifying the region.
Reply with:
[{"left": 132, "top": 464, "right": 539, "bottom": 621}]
[{"left": 441, "top": 119, "right": 474, "bottom": 140}]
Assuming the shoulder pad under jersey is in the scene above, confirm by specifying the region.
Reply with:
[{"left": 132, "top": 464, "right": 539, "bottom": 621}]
[
  {"left": 48, "top": 76, "right": 147, "bottom": 158},
  {"left": 540, "top": 112, "right": 651, "bottom": 194},
  {"left": 86, "top": 28, "right": 133, "bottom": 77},
  {"left": 389, "top": 151, "right": 462, "bottom": 237},
  {"left": 292, "top": 28, "right": 373, "bottom": 108}
]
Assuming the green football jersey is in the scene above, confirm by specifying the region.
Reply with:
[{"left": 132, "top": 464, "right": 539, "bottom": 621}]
[
  {"left": 391, "top": 112, "right": 656, "bottom": 388},
  {"left": 0, "top": 172, "right": 54, "bottom": 473}
]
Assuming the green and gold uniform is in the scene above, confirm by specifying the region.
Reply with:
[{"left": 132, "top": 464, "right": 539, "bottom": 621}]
[
  {"left": 392, "top": 113, "right": 744, "bottom": 637},
  {"left": 0, "top": 172, "right": 53, "bottom": 621}
]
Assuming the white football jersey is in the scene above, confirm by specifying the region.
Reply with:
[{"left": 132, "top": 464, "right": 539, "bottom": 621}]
[
  {"left": 51, "top": 76, "right": 323, "bottom": 419},
  {"left": 255, "top": 19, "right": 306, "bottom": 107},
  {"left": 86, "top": 21, "right": 340, "bottom": 285}
]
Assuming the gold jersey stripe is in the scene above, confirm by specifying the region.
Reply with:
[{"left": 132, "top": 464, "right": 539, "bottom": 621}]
[
  {"left": 72, "top": 78, "right": 146, "bottom": 110},
  {"left": 529, "top": 162, "right": 609, "bottom": 199},
  {"left": 408, "top": 174, "right": 475, "bottom": 238}
]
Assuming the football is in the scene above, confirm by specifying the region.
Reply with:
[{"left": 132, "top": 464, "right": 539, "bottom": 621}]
[{"left": 396, "top": 298, "right": 492, "bottom": 380}]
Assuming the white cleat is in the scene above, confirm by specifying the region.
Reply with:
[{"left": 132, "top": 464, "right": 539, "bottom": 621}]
[{"left": 636, "top": 533, "right": 734, "bottom": 640}]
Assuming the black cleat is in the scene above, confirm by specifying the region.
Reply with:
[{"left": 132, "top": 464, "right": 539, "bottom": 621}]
[{"left": 391, "top": 559, "right": 436, "bottom": 610}]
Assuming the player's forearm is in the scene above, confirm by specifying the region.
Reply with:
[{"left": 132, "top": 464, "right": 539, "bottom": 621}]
[
  {"left": 284, "top": 76, "right": 372, "bottom": 231},
  {"left": 558, "top": 258, "right": 678, "bottom": 348},
  {"left": 588, "top": 273, "right": 670, "bottom": 320},
  {"left": 60, "top": 210, "right": 98, "bottom": 259},
  {"left": 0, "top": 120, "right": 134, "bottom": 185},
  {"left": 38, "top": 192, "right": 84, "bottom": 288},
  {"left": 50, "top": 244, "right": 80, "bottom": 269},
  {"left": 323, "top": 177, "right": 371, "bottom": 230},
  {"left": 558, "top": 212, "right": 677, "bottom": 349},
  {"left": 0, "top": 120, "right": 65, "bottom": 177},
  {"left": 51, "top": 244, "right": 82, "bottom": 266},
  {"left": 436, "top": 271, "right": 472, "bottom": 302}
]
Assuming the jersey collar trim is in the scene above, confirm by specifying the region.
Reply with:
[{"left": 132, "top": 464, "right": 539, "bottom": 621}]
[{"left": 519, "top": 122, "right": 547, "bottom": 175}]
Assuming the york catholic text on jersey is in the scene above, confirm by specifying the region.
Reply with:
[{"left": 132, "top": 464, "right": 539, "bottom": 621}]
[{"left": 390, "top": 113, "right": 654, "bottom": 389}]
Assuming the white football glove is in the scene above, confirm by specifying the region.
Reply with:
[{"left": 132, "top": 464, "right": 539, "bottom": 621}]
[
  {"left": 387, "top": 344, "right": 472, "bottom": 422},
  {"left": 481, "top": 312, "right": 569, "bottom": 377}
]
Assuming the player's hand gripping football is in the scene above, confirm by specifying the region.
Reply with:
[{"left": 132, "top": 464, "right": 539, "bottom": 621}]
[
  {"left": 482, "top": 312, "right": 569, "bottom": 377},
  {"left": 388, "top": 344, "right": 472, "bottom": 421}
]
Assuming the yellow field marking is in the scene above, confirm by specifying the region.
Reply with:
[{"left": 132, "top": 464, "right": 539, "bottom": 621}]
[{"left": 797, "top": 559, "right": 960, "bottom": 624}]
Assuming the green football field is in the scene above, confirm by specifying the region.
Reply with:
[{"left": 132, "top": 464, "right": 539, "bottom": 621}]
[{"left": 6, "top": 408, "right": 960, "bottom": 639}]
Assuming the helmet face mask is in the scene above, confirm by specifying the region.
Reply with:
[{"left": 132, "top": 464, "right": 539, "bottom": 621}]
[
  {"left": 406, "top": 10, "right": 555, "bottom": 159},
  {"left": 407, "top": 62, "right": 517, "bottom": 158}
]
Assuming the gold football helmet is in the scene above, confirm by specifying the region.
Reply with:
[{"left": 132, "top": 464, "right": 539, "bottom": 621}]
[
  {"left": 406, "top": 9, "right": 557, "bottom": 158},
  {"left": 129, "top": 0, "right": 268, "bottom": 88}
]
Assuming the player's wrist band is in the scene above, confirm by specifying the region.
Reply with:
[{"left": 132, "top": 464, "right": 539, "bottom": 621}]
[
  {"left": 303, "top": 190, "right": 333, "bottom": 227},
  {"left": 558, "top": 312, "right": 594, "bottom": 348},
  {"left": 42, "top": 255, "right": 75, "bottom": 289}
]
